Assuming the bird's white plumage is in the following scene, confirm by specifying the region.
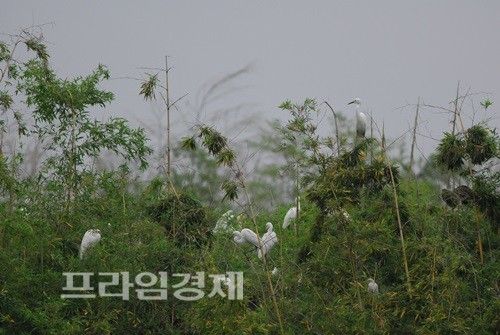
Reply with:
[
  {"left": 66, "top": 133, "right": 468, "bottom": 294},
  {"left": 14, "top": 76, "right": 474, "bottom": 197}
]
[
  {"left": 283, "top": 197, "right": 300, "bottom": 229},
  {"left": 232, "top": 222, "right": 278, "bottom": 259},
  {"left": 258, "top": 222, "right": 278, "bottom": 259},
  {"left": 232, "top": 228, "right": 260, "bottom": 248},
  {"left": 348, "top": 98, "right": 367, "bottom": 138},
  {"left": 79, "top": 229, "right": 101, "bottom": 259},
  {"left": 367, "top": 278, "right": 379, "bottom": 295}
]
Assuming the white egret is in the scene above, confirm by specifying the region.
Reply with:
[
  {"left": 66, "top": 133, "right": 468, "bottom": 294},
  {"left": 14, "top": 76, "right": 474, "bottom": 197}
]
[
  {"left": 232, "top": 228, "right": 260, "bottom": 248},
  {"left": 348, "top": 98, "right": 367, "bottom": 138},
  {"left": 271, "top": 267, "right": 279, "bottom": 275},
  {"left": 232, "top": 222, "right": 278, "bottom": 259},
  {"left": 79, "top": 229, "right": 101, "bottom": 259},
  {"left": 367, "top": 278, "right": 379, "bottom": 295},
  {"left": 283, "top": 197, "right": 300, "bottom": 229},
  {"left": 259, "top": 222, "right": 278, "bottom": 259}
]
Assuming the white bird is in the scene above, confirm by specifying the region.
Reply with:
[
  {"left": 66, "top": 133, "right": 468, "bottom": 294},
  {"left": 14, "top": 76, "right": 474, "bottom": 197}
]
[
  {"left": 348, "top": 98, "right": 367, "bottom": 138},
  {"left": 259, "top": 222, "right": 278, "bottom": 259},
  {"left": 283, "top": 197, "right": 300, "bottom": 229},
  {"left": 79, "top": 229, "right": 101, "bottom": 259},
  {"left": 367, "top": 278, "right": 379, "bottom": 295},
  {"left": 232, "top": 228, "right": 260, "bottom": 248},
  {"left": 232, "top": 222, "right": 278, "bottom": 259},
  {"left": 271, "top": 267, "right": 279, "bottom": 275}
]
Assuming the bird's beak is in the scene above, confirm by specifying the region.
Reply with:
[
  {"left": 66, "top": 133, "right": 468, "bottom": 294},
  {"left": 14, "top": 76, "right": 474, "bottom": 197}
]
[{"left": 348, "top": 100, "right": 356, "bottom": 105}]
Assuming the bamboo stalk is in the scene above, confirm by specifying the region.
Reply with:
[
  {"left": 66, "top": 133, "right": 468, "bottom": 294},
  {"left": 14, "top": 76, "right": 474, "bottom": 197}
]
[
  {"left": 381, "top": 126, "right": 413, "bottom": 298},
  {"left": 165, "top": 56, "right": 172, "bottom": 185},
  {"left": 294, "top": 163, "right": 300, "bottom": 238},
  {"left": 342, "top": 224, "right": 364, "bottom": 311},
  {"left": 408, "top": 98, "right": 420, "bottom": 175}
]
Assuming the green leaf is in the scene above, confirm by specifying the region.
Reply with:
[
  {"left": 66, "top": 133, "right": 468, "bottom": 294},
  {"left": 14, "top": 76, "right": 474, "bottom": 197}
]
[
  {"left": 180, "top": 136, "right": 197, "bottom": 151},
  {"left": 139, "top": 73, "right": 158, "bottom": 100},
  {"left": 480, "top": 99, "right": 493, "bottom": 110}
]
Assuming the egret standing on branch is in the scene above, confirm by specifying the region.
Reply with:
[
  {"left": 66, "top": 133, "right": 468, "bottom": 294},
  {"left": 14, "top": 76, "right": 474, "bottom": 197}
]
[
  {"left": 259, "top": 222, "right": 278, "bottom": 259},
  {"left": 348, "top": 98, "right": 367, "bottom": 138},
  {"left": 232, "top": 228, "right": 259, "bottom": 248},
  {"left": 232, "top": 222, "right": 278, "bottom": 259},
  {"left": 79, "top": 229, "right": 101, "bottom": 259}
]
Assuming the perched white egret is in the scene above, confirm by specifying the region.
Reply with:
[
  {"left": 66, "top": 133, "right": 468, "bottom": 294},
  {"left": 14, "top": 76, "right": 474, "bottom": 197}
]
[
  {"left": 232, "top": 228, "right": 260, "bottom": 248},
  {"left": 283, "top": 197, "right": 300, "bottom": 229},
  {"left": 79, "top": 229, "right": 101, "bottom": 259},
  {"left": 271, "top": 267, "right": 279, "bottom": 275},
  {"left": 367, "top": 278, "right": 379, "bottom": 295},
  {"left": 259, "top": 222, "right": 278, "bottom": 259},
  {"left": 232, "top": 222, "right": 278, "bottom": 259},
  {"left": 348, "top": 98, "right": 367, "bottom": 138}
]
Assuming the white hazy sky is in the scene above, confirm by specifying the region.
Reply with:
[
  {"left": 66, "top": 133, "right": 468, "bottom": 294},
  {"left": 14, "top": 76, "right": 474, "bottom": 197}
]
[{"left": 3, "top": 1, "right": 500, "bottom": 167}]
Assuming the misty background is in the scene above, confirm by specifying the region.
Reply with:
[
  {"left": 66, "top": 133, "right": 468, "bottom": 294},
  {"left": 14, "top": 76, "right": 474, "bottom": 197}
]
[{"left": 3, "top": 1, "right": 500, "bottom": 181}]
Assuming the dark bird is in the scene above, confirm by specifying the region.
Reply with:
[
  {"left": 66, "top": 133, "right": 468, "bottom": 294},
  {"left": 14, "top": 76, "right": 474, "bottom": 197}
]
[
  {"left": 454, "top": 185, "right": 475, "bottom": 205},
  {"left": 441, "top": 189, "right": 460, "bottom": 208}
]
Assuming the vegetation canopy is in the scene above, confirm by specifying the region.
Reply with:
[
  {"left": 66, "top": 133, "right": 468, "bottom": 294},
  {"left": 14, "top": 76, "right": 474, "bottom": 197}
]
[{"left": 0, "top": 28, "right": 498, "bottom": 334}]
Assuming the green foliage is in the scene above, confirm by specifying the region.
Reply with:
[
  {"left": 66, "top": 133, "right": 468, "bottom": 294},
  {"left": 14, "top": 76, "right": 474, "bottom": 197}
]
[
  {"left": 480, "top": 99, "right": 493, "bottom": 110},
  {"left": 1, "top": 29, "right": 498, "bottom": 334},
  {"left": 180, "top": 136, "right": 197, "bottom": 151},
  {"left": 435, "top": 122, "right": 499, "bottom": 229},
  {"left": 171, "top": 144, "right": 223, "bottom": 204},
  {"left": 472, "top": 171, "right": 500, "bottom": 228},
  {"left": 148, "top": 192, "right": 211, "bottom": 248},
  {"left": 435, "top": 132, "right": 466, "bottom": 171},
  {"left": 221, "top": 179, "right": 238, "bottom": 201},
  {"left": 435, "top": 124, "right": 498, "bottom": 171},
  {"left": 1, "top": 28, "right": 52, "bottom": 151},
  {"left": 0, "top": 170, "right": 177, "bottom": 334},
  {"left": 14, "top": 60, "right": 152, "bottom": 209},
  {"left": 24, "top": 37, "right": 49, "bottom": 62},
  {"left": 182, "top": 124, "right": 239, "bottom": 200},
  {"left": 465, "top": 125, "right": 497, "bottom": 165},
  {"left": 139, "top": 73, "right": 158, "bottom": 100},
  {"left": 0, "top": 90, "right": 13, "bottom": 111}
]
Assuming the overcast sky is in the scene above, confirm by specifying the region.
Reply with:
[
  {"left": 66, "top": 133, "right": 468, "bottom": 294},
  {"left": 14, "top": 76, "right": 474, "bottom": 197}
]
[{"left": 3, "top": 1, "right": 500, "bottom": 169}]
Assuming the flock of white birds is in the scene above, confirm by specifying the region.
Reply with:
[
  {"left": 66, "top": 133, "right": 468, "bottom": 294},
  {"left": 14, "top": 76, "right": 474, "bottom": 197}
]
[{"left": 78, "top": 98, "right": 379, "bottom": 294}]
